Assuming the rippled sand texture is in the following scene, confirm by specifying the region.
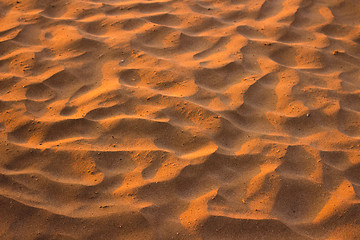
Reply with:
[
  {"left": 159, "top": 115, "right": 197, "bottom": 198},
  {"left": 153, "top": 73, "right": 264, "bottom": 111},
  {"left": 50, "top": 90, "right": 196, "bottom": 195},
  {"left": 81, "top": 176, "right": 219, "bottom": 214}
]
[{"left": 1, "top": 0, "right": 360, "bottom": 239}]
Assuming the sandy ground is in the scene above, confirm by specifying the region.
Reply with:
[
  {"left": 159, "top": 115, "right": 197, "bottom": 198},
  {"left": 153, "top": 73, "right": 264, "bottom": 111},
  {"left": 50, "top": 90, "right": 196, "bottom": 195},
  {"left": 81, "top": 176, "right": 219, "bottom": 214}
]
[{"left": 1, "top": 0, "right": 360, "bottom": 239}]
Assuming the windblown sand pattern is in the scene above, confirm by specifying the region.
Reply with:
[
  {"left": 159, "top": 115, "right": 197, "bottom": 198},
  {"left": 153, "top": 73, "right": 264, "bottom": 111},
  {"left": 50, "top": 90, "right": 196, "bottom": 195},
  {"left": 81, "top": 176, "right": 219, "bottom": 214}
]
[{"left": 1, "top": 0, "right": 360, "bottom": 239}]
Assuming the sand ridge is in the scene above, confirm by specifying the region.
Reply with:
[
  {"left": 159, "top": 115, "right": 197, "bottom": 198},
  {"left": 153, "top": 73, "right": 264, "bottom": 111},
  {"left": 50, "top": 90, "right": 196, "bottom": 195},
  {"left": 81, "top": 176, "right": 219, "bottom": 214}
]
[{"left": 1, "top": 0, "right": 360, "bottom": 239}]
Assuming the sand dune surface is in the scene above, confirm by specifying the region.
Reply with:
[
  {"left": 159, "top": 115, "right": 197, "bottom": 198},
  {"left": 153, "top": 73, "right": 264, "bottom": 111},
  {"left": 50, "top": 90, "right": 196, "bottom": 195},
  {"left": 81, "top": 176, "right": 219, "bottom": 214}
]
[{"left": 1, "top": 0, "right": 360, "bottom": 239}]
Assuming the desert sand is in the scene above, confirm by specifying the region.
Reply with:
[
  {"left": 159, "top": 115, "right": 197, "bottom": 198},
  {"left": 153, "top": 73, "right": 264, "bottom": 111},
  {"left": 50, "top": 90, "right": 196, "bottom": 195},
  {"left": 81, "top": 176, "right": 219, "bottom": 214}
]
[{"left": 1, "top": 0, "right": 360, "bottom": 239}]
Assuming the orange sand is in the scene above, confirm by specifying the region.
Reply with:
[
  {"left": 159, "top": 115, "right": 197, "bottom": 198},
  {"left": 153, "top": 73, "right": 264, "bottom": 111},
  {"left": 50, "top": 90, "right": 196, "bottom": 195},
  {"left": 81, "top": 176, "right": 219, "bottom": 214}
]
[{"left": 1, "top": 0, "right": 360, "bottom": 239}]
